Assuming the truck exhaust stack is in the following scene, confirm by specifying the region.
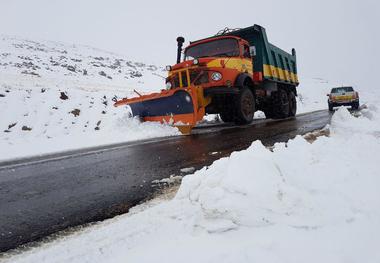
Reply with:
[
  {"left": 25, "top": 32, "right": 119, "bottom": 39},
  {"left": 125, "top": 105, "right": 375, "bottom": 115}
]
[{"left": 176, "top": 37, "right": 185, "bottom": 64}]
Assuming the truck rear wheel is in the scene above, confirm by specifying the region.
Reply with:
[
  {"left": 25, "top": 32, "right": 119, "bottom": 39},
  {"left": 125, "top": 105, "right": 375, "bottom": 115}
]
[
  {"left": 263, "top": 107, "right": 274, "bottom": 119},
  {"left": 272, "top": 89, "right": 290, "bottom": 119},
  {"left": 288, "top": 91, "right": 297, "bottom": 117},
  {"left": 234, "top": 87, "right": 255, "bottom": 124}
]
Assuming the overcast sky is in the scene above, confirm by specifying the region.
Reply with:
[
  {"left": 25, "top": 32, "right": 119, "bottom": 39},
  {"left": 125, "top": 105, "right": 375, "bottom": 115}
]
[{"left": 0, "top": 0, "right": 379, "bottom": 89}]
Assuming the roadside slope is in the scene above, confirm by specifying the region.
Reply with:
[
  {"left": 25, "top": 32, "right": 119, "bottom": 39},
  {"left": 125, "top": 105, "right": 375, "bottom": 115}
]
[{"left": 0, "top": 35, "right": 180, "bottom": 160}]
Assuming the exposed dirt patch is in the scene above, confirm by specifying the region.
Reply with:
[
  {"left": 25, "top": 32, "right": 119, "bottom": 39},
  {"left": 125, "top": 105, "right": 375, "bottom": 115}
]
[
  {"left": 70, "top": 109, "right": 81, "bottom": 117},
  {"left": 66, "top": 65, "right": 76, "bottom": 72},
  {"left": 60, "top": 92, "right": 69, "bottom": 100},
  {"left": 94, "top": 120, "right": 101, "bottom": 130},
  {"left": 304, "top": 128, "right": 330, "bottom": 143},
  {"left": 8, "top": 123, "right": 17, "bottom": 130},
  {"left": 21, "top": 70, "right": 40, "bottom": 77},
  {"left": 21, "top": 126, "right": 32, "bottom": 131}
]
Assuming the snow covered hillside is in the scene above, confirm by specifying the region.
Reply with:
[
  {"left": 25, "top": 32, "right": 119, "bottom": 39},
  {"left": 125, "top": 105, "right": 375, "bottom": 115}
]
[
  {"left": 4, "top": 94, "right": 380, "bottom": 263},
  {"left": 0, "top": 35, "right": 180, "bottom": 160},
  {"left": 0, "top": 35, "right": 352, "bottom": 161}
]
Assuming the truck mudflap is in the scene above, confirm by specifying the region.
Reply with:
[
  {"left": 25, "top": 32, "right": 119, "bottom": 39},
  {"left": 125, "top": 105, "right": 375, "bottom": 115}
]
[{"left": 114, "top": 86, "right": 211, "bottom": 134}]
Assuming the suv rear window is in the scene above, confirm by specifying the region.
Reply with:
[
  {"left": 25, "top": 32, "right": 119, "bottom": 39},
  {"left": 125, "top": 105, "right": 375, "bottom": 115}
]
[{"left": 331, "top": 87, "right": 354, "bottom": 93}]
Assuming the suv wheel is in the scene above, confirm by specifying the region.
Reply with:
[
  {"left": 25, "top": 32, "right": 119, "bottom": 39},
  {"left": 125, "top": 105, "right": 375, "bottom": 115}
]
[
  {"left": 328, "top": 102, "right": 334, "bottom": 111},
  {"left": 351, "top": 101, "right": 359, "bottom": 110}
]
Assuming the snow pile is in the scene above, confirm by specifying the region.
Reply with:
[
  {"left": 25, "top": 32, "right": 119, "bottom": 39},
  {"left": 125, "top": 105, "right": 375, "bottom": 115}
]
[
  {"left": 0, "top": 36, "right": 179, "bottom": 161},
  {"left": 5, "top": 103, "right": 380, "bottom": 262},
  {"left": 0, "top": 86, "right": 179, "bottom": 160}
]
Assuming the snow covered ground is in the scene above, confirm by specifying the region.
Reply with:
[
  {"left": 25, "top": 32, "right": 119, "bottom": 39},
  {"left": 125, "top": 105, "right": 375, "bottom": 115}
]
[
  {"left": 3, "top": 90, "right": 380, "bottom": 262},
  {"left": 1, "top": 35, "right": 379, "bottom": 263},
  {"left": 0, "top": 35, "right": 346, "bottom": 161},
  {"left": 0, "top": 35, "right": 180, "bottom": 161}
]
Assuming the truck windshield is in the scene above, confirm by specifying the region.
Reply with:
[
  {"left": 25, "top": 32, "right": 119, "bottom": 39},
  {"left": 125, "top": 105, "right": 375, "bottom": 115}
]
[{"left": 185, "top": 38, "right": 239, "bottom": 60}]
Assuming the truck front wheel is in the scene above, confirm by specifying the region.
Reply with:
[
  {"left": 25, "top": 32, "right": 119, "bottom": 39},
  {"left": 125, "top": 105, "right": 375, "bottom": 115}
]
[
  {"left": 219, "top": 109, "right": 234, "bottom": 123},
  {"left": 272, "top": 89, "right": 290, "bottom": 119},
  {"left": 234, "top": 87, "right": 255, "bottom": 124}
]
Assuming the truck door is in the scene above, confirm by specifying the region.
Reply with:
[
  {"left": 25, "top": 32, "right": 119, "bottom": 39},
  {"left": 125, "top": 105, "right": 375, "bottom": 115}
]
[{"left": 242, "top": 44, "right": 253, "bottom": 75}]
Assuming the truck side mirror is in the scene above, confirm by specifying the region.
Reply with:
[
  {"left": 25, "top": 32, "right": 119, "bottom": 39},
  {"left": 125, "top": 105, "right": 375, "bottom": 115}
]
[{"left": 249, "top": 46, "right": 256, "bottom": 57}]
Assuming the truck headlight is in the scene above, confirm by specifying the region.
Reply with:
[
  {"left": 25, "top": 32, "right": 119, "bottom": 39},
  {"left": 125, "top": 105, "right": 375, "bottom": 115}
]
[
  {"left": 166, "top": 81, "right": 172, "bottom": 90},
  {"left": 211, "top": 72, "right": 222, "bottom": 81},
  {"left": 193, "top": 58, "right": 199, "bottom": 65}
]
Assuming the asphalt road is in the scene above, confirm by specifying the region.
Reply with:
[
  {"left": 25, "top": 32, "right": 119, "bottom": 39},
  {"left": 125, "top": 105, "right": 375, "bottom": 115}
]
[{"left": 0, "top": 110, "right": 332, "bottom": 252}]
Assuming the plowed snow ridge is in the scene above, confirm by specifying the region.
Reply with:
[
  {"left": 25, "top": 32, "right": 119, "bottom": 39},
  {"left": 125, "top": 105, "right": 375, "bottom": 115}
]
[{"left": 4, "top": 100, "right": 380, "bottom": 263}]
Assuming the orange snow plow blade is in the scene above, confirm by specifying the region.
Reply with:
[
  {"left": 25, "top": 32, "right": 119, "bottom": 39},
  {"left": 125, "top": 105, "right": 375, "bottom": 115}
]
[{"left": 114, "top": 86, "right": 211, "bottom": 135}]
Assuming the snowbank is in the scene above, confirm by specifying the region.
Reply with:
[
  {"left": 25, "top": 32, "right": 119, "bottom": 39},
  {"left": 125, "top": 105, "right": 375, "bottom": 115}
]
[
  {"left": 0, "top": 84, "right": 180, "bottom": 160},
  {"left": 4, "top": 102, "right": 380, "bottom": 262}
]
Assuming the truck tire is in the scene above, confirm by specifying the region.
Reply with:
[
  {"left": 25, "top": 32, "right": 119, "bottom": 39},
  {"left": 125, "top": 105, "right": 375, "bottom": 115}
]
[
  {"left": 288, "top": 91, "right": 297, "bottom": 117},
  {"left": 234, "top": 87, "right": 255, "bottom": 124},
  {"left": 272, "top": 89, "right": 289, "bottom": 119},
  {"left": 219, "top": 109, "right": 234, "bottom": 123},
  {"left": 263, "top": 109, "right": 274, "bottom": 119}
]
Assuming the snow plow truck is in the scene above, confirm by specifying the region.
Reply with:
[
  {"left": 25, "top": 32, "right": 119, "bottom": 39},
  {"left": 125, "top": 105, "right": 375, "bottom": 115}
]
[{"left": 115, "top": 24, "right": 299, "bottom": 134}]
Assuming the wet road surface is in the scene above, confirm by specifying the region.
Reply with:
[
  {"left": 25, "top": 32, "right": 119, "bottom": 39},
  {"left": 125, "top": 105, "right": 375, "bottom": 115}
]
[{"left": 0, "top": 110, "right": 332, "bottom": 252}]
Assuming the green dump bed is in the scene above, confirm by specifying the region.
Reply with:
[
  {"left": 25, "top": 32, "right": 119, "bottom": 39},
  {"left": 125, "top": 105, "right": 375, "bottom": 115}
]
[{"left": 200, "top": 25, "right": 299, "bottom": 86}]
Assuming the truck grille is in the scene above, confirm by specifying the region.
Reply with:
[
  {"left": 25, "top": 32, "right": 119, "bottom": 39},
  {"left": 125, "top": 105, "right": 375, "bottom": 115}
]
[
  {"left": 166, "top": 73, "right": 180, "bottom": 88},
  {"left": 181, "top": 71, "right": 188, "bottom": 87},
  {"left": 190, "top": 70, "right": 209, "bottom": 85},
  {"left": 166, "top": 69, "right": 209, "bottom": 89}
]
